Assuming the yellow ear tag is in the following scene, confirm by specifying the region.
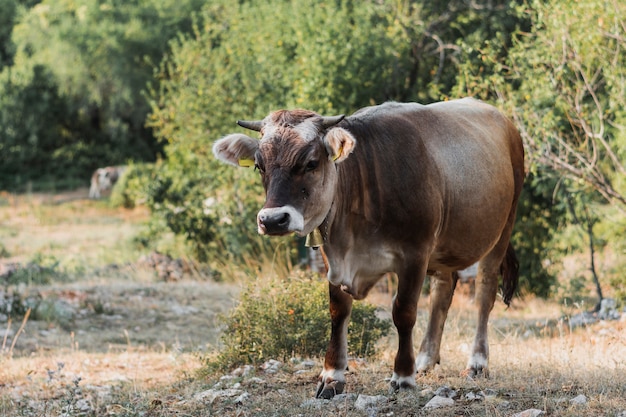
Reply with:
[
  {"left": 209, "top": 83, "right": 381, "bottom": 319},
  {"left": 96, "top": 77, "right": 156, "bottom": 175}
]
[
  {"left": 238, "top": 158, "right": 255, "bottom": 167},
  {"left": 332, "top": 146, "right": 343, "bottom": 162}
]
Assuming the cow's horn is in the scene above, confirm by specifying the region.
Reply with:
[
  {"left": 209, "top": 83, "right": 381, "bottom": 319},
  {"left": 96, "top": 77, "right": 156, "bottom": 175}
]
[
  {"left": 237, "top": 120, "right": 264, "bottom": 132},
  {"left": 321, "top": 115, "right": 345, "bottom": 129}
]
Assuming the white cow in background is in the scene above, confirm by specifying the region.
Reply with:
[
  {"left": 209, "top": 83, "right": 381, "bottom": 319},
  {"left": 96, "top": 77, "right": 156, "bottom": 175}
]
[{"left": 89, "top": 166, "right": 126, "bottom": 199}]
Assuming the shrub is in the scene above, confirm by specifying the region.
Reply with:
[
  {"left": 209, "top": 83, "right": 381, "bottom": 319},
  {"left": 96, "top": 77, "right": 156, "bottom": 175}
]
[
  {"left": 210, "top": 271, "right": 391, "bottom": 371},
  {"left": 110, "top": 162, "right": 159, "bottom": 209}
]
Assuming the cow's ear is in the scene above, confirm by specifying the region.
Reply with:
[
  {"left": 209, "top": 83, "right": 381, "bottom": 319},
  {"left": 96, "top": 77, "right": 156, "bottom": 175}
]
[
  {"left": 213, "top": 134, "right": 259, "bottom": 167},
  {"left": 323, "top": 127, "right": 356, "bottom": 163}
]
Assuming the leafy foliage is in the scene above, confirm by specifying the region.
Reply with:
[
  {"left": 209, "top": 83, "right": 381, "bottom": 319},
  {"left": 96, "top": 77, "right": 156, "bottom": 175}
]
[
  {"left": 0, "top": 0, "right": 205, "bottom": 190},
  {"left": 109, "top": 162, "right": 158, "bottom": 209},
  {"left": 457, "top": 0, "right": 626, "bottom": 205},
  {"left": 510, "top": 174, "right": 564, "bottom": 297},
  {"left": 147, "top": 0, "right": 535, "bottom": 269},
  {"left": 4, "top": 0, "right": 625, "bottom": 302},
  {"left": 211, "top": 272, "right": 390, "bottom": 370},
  {"left": 454, "top": 0, "right": 626, "bottom": 300}
]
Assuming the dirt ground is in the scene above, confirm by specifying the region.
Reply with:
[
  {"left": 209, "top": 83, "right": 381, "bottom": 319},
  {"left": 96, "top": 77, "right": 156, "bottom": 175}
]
[
  {"left": 6, "top": 280, "right": 238, "bottom": 356},
  {"left": 1, "top": 190, "right": 625, "bottom": 416}
]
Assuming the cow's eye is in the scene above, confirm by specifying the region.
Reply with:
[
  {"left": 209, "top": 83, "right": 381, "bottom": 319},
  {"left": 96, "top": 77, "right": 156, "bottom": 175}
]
[
  {"left": 255, "top": 163, "right": 265, "bottom": 174},
  {"left": 305, "top": 160, "right": 319, "bottom": 173}
]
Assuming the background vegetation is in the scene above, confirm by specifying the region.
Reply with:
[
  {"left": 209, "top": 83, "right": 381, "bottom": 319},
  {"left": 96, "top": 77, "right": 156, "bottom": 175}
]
[
  {"left": 210, "top": 271, "right": 390, "bottom": 370},
  {"left": 1, "top": 3, "right": 625, "bottom": 414},
  {"left": 1, "top": 0, "right": 625, "bottom": 304}
]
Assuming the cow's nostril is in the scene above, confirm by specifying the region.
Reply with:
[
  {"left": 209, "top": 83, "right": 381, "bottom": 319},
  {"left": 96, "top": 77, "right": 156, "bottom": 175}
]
[{"left": 277, "top": 212, "right": 290, "bottom": 227}]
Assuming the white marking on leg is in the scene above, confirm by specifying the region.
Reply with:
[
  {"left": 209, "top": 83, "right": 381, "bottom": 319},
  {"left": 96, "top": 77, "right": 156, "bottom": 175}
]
[
  {"left": 467, "top": 352, "right": 488, "bottom": 371},
  {"left": 391, "top": 372, "right": 416, "bottom": 389},
  {"left": 415, "top": 352, "right": 435, "bottom": 373},
  {"left": 319, "top": 368, "right": 346, "bottom": 384}
]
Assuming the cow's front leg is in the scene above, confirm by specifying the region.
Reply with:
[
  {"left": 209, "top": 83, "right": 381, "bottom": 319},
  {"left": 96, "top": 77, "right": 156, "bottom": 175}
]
[
  {"left": 316, "top": 282, "right": 353, "bottom": 399},
  {"left": 390, "top": 263, "right": 427, "bottom": 392}
]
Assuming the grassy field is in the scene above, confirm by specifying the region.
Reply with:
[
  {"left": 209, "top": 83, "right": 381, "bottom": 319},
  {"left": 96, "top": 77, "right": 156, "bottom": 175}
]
[{"left": 0, "top": 190, "right": 625, "bottom": 416}]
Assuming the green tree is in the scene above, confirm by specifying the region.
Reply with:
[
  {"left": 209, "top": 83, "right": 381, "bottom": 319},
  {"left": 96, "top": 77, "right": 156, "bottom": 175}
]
[
  {"left": 455, "top": 0, "right": 626, "bottom": 300},
  {"left": 0, "top": 0, "right": 18, "bottom": 69},
  {"left": 457, "top": 0, "right": 626, "bottom": 208},
  {"left": 0, "top": 0, "right": 204, "bottom": 190},
  {"left": 0, "top": 65, "right": 92, "bottom": 188}
]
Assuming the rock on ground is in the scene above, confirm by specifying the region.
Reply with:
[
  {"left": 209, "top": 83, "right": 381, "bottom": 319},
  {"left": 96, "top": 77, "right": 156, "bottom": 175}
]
[{"left": 423, "top": 395, "right": 455, "bottom": 409}]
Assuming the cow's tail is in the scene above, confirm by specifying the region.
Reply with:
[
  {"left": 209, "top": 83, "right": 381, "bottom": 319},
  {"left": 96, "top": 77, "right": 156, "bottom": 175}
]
[{"left": 500, "top": 242, "right": 519, "bottom": 306}]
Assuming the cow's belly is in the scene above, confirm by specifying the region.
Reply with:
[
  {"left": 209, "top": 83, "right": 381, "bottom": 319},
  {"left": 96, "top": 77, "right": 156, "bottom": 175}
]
[{"left": 429, "top": 202, "right": 512, "bottom": 271}]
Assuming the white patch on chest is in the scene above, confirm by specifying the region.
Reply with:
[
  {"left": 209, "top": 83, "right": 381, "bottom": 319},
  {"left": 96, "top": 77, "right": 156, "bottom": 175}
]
[{"left": 327, "top": 243, "right": 397, "bottom": 298}]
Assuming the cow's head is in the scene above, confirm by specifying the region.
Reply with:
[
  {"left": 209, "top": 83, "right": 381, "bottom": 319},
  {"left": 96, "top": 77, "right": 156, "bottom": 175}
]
[
  {"left": 97, "top": 168, "right": 114, "bottom": 191},
  {"left": 213, "top": 109, "right": 356, "bottom": 236}
]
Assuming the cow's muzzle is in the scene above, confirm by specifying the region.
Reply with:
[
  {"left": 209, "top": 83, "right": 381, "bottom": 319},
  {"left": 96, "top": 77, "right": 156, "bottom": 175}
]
[{"left": 257, "top": 206, "right": 304, "bottom": 236}]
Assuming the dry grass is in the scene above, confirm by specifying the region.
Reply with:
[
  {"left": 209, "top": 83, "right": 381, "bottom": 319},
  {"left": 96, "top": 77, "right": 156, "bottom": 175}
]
[
  {"left": 4, "top": 312, "right": 623, "bottom": 416},
  {"left": 1, "top": 191, "right": 625, "bottom": 416},
  {"left": 0, "top": 188, "right": 150, "bottom": 270},
  {"left": 3, "top": 292, "right": 623, "bottom": 416}
]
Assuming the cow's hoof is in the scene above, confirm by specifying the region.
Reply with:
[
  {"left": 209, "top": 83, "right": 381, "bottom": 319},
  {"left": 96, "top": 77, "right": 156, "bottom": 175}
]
[
  {"left": 389, "top": 375, "right": 416, "bottom": 394},
  {"left": 461, "top": 366, "right": 489, "bottom": 379},
  {"left": 315, "top": 379, "right": 345, "bottom": 399},
  {"left": 415, "top": 368, "right": 433, "bottom": 377}
]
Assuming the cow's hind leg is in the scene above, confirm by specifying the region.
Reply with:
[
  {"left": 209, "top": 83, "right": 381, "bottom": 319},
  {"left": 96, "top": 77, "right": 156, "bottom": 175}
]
[
  {"left": 316, "top": 282, "right": 353, "bottom": 399},
  {"left": 416, "top": 271, "right": 456, "bottom": 374},
  {"left": 465, "top": 238, "right": 517, "bottom": 377}
]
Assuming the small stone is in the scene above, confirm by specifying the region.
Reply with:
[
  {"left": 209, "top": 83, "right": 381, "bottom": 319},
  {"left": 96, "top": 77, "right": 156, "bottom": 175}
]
[
  {"left": 75, "top": 398, "right": 92, "bottom": 413},
  {"left": 512, "top": 409, "right": 544, "bottom": 417},
  {"left": 245, "top": 377, "right": 266, "bottom": 385},
  {"left": 434, "top": 385, "right": 457, "bottom": 399},
  {"left": 300, "top": 398, "right": 329, "bottom": 409},
  {"left": 332, "top": 393, "right": 357, "bottom": 403},
  {"left": 423, "top": 395, "right": 455, "bottom": 409},
  {"left": 354, "top": 394, "right": 388, "bottom": 411},
  {"left": 194, "top": 388, "right": 243, "bottom": 404},
  {"left": 261, "top": 359, "right": 282, "bottom": 373},
  {"left": 231, "top": 364, "right": 254, "bottom": 377},
  {"left": 419, "top": 388, "right": 434, "bottom": 397},
  {"left": 234, "top": 392, "right": 250, "bottom": 404},
  {"left": 482, "top": 388, "right": 498, "bottom": 397},
  {"left": 570, "top": 394, "right": 587, "bottom": 405},
  {"left": 465, "top": 391, "right": 484, "bottom": 401},
  {"left": 296, "top": 359, "right": 317, "bottom": 369}
]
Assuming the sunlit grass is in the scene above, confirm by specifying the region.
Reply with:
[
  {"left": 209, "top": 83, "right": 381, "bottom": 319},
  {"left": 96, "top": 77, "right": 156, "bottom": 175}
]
[
  {"left": 0, "top": 190, "right": 624, "bottom": 416},
  {"left": 0, "top": 189, "right": 151, "bottom": 276}
]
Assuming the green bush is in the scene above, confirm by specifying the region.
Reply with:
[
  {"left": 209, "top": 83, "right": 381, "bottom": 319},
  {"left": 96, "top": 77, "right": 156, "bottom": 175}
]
[
  {"left": 2, "top": 254, "right": 67, "bottom": 287},
  {"left": 110, "top": 162, "right": 159, "bottom": 209},
  {"left": 210, "top": 271, "right": 391, "bottom": 371}
]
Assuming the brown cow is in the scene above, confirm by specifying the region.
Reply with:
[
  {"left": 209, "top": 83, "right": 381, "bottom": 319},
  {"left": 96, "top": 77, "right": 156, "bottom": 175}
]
[{"left": 212, "top": 98, "right": 524, "bottom": 398}]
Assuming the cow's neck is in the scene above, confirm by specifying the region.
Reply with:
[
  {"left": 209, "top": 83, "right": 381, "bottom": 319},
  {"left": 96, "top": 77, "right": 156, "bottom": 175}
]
[{"left": 305, "top": 202, "right": 334, "bottom": 249}]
